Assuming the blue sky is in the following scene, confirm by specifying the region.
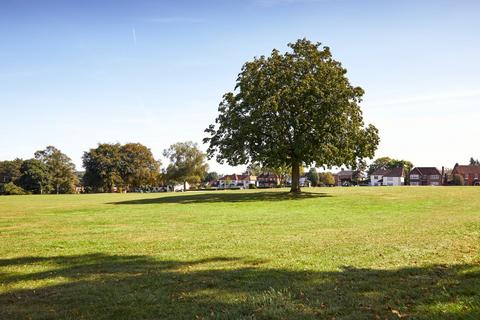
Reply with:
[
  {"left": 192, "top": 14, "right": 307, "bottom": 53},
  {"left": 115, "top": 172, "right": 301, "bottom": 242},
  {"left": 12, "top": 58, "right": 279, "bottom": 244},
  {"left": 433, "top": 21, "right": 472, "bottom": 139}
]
[{"left": 1, "top": 0, "right": 479, "bottom": 173}]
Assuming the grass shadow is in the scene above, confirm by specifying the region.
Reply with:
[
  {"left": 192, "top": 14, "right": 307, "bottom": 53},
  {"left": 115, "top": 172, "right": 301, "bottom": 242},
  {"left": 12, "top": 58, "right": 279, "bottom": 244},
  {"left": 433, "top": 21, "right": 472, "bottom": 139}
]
[
  {"left": 1, "top": 253, "right": 479, "bottom": 319},
  {"left": 110, "top": 191, "right": 331, "bottom": 205}
]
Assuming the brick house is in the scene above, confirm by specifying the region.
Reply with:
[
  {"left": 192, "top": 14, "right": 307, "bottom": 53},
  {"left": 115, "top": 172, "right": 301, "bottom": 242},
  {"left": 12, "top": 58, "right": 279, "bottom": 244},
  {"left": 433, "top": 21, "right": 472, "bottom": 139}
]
[
  {"left": 409, "top": 167, "right": 442, "bottom": 186},
  {"left": 451, "top": 164, "right": 480, "bottom": 186},
  {"left": 334, "top": 169, "right": 361, "bottom": 186},
  {"left": 257, "top": 173, "right": 281, "bottom": 188}
]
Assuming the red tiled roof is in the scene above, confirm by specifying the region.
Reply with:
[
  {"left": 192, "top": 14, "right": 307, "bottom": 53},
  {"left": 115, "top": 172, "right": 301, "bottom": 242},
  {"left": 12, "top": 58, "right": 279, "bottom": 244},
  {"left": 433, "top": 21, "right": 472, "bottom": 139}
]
[
  {"left": 410, "top": 167, "right": 441, "bottom": 176},
  {"left": 453, "top": 164, "right": 480, "bottom": 175}
]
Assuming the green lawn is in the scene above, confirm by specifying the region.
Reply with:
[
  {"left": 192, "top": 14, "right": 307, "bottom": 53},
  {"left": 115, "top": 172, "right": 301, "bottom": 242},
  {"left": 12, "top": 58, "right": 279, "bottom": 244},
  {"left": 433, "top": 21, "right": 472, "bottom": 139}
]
[{"left": 0, "top": 187, "right": 479, "bottom": 319}]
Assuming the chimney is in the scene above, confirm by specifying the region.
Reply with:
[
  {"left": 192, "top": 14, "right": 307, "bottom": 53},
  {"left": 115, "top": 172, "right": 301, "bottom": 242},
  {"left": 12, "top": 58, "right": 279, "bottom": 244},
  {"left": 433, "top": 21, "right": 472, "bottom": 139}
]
[{"left": 441, "top": 166, "right": 445, "bottom": 186}]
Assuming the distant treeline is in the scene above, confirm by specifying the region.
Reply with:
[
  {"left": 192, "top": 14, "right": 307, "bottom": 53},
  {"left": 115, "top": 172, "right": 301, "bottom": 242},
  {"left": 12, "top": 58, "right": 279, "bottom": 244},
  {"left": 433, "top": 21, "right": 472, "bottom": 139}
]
[{"left": 0, "top": 142, "right": 209, "bottom": 195}]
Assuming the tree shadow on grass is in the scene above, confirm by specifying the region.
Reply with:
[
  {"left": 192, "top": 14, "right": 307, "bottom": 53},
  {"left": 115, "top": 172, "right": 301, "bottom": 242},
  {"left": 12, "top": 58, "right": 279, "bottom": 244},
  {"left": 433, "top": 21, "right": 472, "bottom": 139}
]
[
  {"left": 1, "top": 254, "right": 479, "bottom": 319},
  {"left": 110, "top": 191, "right": 331, "bottom": 205}
]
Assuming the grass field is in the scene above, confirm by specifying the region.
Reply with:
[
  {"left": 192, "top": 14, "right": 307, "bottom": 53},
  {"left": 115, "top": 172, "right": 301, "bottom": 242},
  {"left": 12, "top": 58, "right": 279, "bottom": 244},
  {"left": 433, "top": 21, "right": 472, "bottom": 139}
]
[{"left": 0, "top": 187, "right": 479, "bottom": 319}]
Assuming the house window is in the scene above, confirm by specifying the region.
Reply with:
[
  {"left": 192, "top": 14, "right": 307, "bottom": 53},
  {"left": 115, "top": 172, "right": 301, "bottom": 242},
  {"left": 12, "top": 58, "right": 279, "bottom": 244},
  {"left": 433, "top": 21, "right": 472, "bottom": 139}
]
[
  {"left": 430, "top": 175, "right": 439, "bottom": 180},
  {"left": 410, "top": 174, "right": 419, "bottom": 180}
]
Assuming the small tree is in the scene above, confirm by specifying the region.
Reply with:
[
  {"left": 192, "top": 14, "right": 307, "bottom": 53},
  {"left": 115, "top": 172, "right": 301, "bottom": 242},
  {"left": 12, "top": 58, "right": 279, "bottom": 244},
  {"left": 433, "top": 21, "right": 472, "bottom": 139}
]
[
  {"left": 2, "top": 182, "right": 27, "bottom": 195},
  {"left": 306, "top": 168, "right": 319, "bottom": 187},
  {"left": 204, "top": 172, "right": 219, "bottom": 183},
  {"left": 205, "top": 39, "right": 379, "bottom": 192},
  {"left": 319, "top": 172, "right": 335, "bottom": 186},
  {"left": 163, "top": 142, "right": 209, "bottom": 191},
  {"left": 469, "top": 157, "right": 480, "bottom": 166},
  {"left": 452, "top": 174, "right": 464, "bottom": 186}
]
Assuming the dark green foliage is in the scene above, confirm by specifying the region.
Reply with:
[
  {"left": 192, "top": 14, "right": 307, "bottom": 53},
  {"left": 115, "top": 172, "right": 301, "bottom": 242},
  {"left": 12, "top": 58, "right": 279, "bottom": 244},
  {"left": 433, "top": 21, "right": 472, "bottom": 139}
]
[
  {"left": 35, "top": 146, "right": 78, "bottom": 194},
  {"left": 452, "top": 174, "right": 465, "bottom": 186},
  {"left": 204, "top": 172, "right": 219, "bottom": 183},
  {"left": 83, "top": 143, "right": 160, "bottom": 192},
  {"left": 17, "top": 159, "right": 51, "bottom": 194},
  {"left": 469, "top": 157, "right": 480, "bottom": 165},
  {"left": 1, "top": 182, "right": 27, "bottom": 195},
  {"left": 205, "top": 39, "right": 379, "bottom": 192},
  {"left": 306, "top": 168, "right": 319, "bottom": 186},
  {"left": 0, "top": 159, "right": 23, "bottom": 185},
  {"left": 83, "top": 143, "right": 123, "bottom": 192}
]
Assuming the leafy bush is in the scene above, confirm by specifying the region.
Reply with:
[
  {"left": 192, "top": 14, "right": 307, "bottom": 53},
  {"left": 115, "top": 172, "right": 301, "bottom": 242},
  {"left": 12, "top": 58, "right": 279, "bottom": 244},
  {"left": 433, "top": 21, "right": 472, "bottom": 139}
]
[
  {"left": 2, "top": 182, "right": 27, "bottom": 195},
  {"left": 248, "top": 184, "right": 257, "bottom": 189},
  {"left": 452, "top": 174, "right": 464, "bottom": 186}
]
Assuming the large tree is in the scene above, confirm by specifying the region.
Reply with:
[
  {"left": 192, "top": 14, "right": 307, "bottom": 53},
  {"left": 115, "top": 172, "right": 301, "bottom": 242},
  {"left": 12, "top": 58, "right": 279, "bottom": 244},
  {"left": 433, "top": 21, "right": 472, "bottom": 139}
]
[
  {"left": 204, "top": 39, "right": 379, "bottom": 192},
  {"left": 120, "top": 143, "right": 161, "bottom": 190},
  {"left": 82, "top": 143, "right": 123, "bottom": 192},
  {"left": 83, "top": 143, "right": 161, "bottom": 192},
  {"left": 163, "top": 142, "right": 208, "bottom": 190},
  {"left": 35, "top": 146, "right": 78, "bottom": 194},
  {"left": 0, "top": 159, "right": 23, "bottom": 184},
  {"left": 18, "top": 159, "right": 51, "bottom": 194}
]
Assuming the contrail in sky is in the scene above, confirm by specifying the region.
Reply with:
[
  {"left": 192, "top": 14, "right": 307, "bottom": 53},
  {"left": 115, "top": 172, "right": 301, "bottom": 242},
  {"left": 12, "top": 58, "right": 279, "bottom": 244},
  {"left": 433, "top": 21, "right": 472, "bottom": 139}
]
[{"left": 132, "top": 27, "right": 137, "bottom": 45}]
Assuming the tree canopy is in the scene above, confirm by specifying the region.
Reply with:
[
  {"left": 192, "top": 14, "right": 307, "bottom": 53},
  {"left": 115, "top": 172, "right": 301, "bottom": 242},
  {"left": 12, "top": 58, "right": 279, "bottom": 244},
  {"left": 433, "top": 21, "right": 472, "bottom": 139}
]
[
  {"left": 368, "top": 157, "right": 413, "bottom": 182},
  {"left": 18, "top": 159, "right": 50, "bottom": 194},
  {"left": 204, "top": 39, "right": 379, "bottom": 192},
  {"left": 469, "top": 157, "right": 480, "bottom": 166},
  {"left": 163, "top": 142, "right": 208, "bottom": 189},
  {"left": 306, "top": 168, "right": 320, "bottom": 187},
  {"left": 35, "top": 146, "right": 78, "bottom": 194},
  {"left": 0, "top": 159, "right": 23, "bottom": 185},
  {"left": 83, "top": 143, "right": 160, "bottom": 192}
]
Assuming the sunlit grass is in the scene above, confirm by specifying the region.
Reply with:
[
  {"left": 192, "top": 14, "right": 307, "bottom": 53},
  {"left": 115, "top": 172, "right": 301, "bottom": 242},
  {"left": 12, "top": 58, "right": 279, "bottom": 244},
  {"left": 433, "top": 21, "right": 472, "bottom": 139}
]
[{"left": 0, "top": 187, "right": 479, "bottom": 319}]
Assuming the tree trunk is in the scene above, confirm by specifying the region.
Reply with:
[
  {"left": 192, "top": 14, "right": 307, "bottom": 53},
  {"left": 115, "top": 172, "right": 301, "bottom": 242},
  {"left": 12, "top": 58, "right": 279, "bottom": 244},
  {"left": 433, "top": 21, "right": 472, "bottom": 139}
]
[
  {"left": 290, "top": 160, "right": 301, "bottom": 193},
  {"left": 183, "top": 181, "right": 187, "bottom": 192}
]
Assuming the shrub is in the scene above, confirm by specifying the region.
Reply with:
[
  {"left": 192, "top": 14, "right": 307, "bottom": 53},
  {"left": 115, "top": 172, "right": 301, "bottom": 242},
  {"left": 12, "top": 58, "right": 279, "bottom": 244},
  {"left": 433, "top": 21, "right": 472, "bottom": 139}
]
[
  {"left": 2, "top": 182, "right": 27, "bottom": 195},
  {"left": 248, "top": 184, "right": 257, "bottom": 189},
  {"left": 452, "top": 174, "right": 464, "bottom": 186}
]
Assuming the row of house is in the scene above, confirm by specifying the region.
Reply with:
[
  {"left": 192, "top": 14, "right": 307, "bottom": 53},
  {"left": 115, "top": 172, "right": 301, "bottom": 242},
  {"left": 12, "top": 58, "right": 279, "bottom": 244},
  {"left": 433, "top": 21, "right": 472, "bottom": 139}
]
[
  {"left": 208, "top": 163, "right": 480, "bottom": 189},
  {"left": 368, "top": 163, "right": 480, "bottom": 186},
  {"left": 330, "top": 163, "right": 480, "bottom": 187}
]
